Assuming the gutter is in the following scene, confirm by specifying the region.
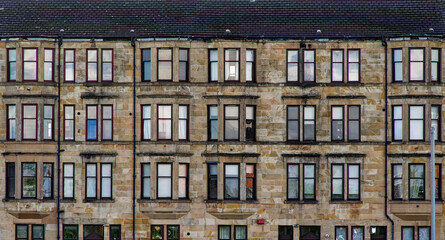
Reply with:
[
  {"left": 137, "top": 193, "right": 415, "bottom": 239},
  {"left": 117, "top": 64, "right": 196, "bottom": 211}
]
[
  {"left": 131, "top": 34, "right": 137, "bottom": 240},
  {"left": 57, "top": 34, "right": 63, "bottom": 240},
  {"left": 382, "top": 38, "right": 394, "bottom": 240}
]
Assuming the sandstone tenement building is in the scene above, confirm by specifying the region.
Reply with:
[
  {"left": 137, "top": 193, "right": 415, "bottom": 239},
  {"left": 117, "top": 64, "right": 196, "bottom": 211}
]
[{"left": 1, "top": 0, "right": 445, "bottom": 239}]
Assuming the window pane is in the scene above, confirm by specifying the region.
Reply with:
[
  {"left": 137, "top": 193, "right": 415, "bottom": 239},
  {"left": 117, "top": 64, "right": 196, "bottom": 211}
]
[
  {"left": 349, "top": 165, "right": 359, "bottom": 178},
  {"left": 84, "top": 225, "right": 104, "bottom": 239},
  {"left": 179, "top": 49, "right": 188, "bottom": 61},
  {"left": 288, "top": 63, "right": 298, "bottom": 81},
  {"left": 211, "top": 62, "right": 218, "bottom": 81},
  {"left": 103, "top": 106, "right": 112, "bottom": 118},
  {"left": 332, "top": 63, "right": 343, "bottom": 81},
  {"left": 9, "top": 49, "right": 17, "bottom": 61},
  {"left": 64, "top": 178, "right": 74, "bottom": 198},
  {"left": 225, "top": 120, "right": 238, "bottom": 139},
  {"left": 87, "top": 50, "right": 97, "bottom": 61},
  {"left": 235, "top": 226, "right": 247, "bottom": 240},
  {"left": 110, "top": 226, "right": 121, "bottom": 240},
  {"left": 179, "top": 62, "right": 187, "bottom": 80},
  {"left": 410, "top": 49, "right": 424, "bottom": 61},
  {"left": 158, "top": 62, "right": 172, "bottom": 80},
  {"left": 103, "top": 50, "right": 112, "bottom": 62},
  {"left": 394, "top": 106, "right": 402, "bottom": 119},
  {"left": 394, "top": 49, "right": 402, "bottom": 61},
  {"left": 143, "top": 180, "right": 151, "bottom": 198},
  {"left": 333, "top": 165, "right": 343, "bottom": 178},
  {"left": 16, "top": 225, "right": 28, "bottom": 238},
  {"left": 336, "top": 227, "right": 347, "bottom": 240},
  {"left": 225, "top": 62, "right": 239, "bottom": 80},
  {"left": 24, "top": 49, "right": 36, "bottom": 61},
  {"left": 158, "top": 49, "right": 172, "bottom": 60},
  {"left": 33, "top": 225, "right": 44, "bottom": 239},
  {"left": 402, "top": 227, "right": 414, "bottom": 240},
  {"left": 103, "top": 63, "right": 112, "bottom": 80},
  {"left": 304, "top": 63, "right": 314, "bottom": 81},
  {"left": 288, "top": 179, "right": 298, "bottom": 199},
  {"left": 44, "top": 62, "right": 53, "bottom": 81},
  {"left": 87, "top": 120, "right": 97, "bottom": 139},
  {"left": 158, "top": 164, "right": 171, "bottom": 176},
  {"left": 103, "top": 120, "right": 112, "bottom": 139},
  {"left": 225, "top": 179, "right": 239, "bottom": 198},
  {"left": 144, "top": 62, "right": 151, "bottom": 81},
  {"left": 418, "top": 227, "right": 430, "bottom": 240},
  {"left": 394, "top": 62, "right": 403, "bottom": 81},
  {"left": 88, "top": 63, "right": 97, "bottom": 80},
  {"left": 101, "top": 177, "right": 111, "bottom": 198},
  {"left": 167, "top": 225, "right": 180, "bottom": 240},
  {"left": 349, "top": 50, "right": 359, "bottom": 62},
  {"left": 151, "top": 226, "right": 163, "bottom": 240},
  {"left": 352, "top": 227, "right": 364, "bottom": 240},
  {"left": 63, "top": 226, "right": 78, "bottom": 240},
  {"left": 225, "top": 49, "right": 239, "bottom": 61},
  {"left": 348, "top": 63, "right": 359, "bottom": 81},
  {"left": 225, "top": 165, "right": 239, "bottom": 176},
  {"left": 410, "top": 62, "right": 424, "bottom": 81},
  {"left": 23, "top": 105, "right": 36, "bottom": 118},
  {"left": 333, "top": 50, "right": 343, "bottom": 62},
  {"left": 66, "top": 50, "right": 74, "bottom": 61},
  {"left": 409, "top": 120, "right": 424, "bottom": 140},
  {"left": 219, "top": 226, "right": 230, "bottom": 240},
  {"left": 410, "top": 106, "right": 424, "bottom": 118},
  {"left": 10, "top": 62, "right": 16, "bottom": 80},
  {"left": 210, "top": 50, "right": 218, "bottom": 61},
  {"left": 158, "top": 178, "right": 172, "bottom": 198},
  {"left": 159, "top": 105, "right": 171, "bottom": 118}
]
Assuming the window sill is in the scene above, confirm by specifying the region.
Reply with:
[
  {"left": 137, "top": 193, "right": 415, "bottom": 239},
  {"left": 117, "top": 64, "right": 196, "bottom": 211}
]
[
  {"left": 204, "top": 200, "right": 259, "bottom": 204},
  {"left": 284, "top": 200, "right": 318, "bottom": 204},
  {"left": 60, "top": 199, "right": 77, "bottom": 203},
  {"left": 82, "top": 199, "right": 115, "bottom": 203},
  {"left": 3, "top": 198, "right": 56, "bottom": 203},
  {"left": 389, "top": 200, "right": 444, "bottom": 204},
  {"left": 137, "top": 199, "right": 192, "bottom": 203},
  {"left": 329, "top": 200, "right": 362, "bottom": 204}
]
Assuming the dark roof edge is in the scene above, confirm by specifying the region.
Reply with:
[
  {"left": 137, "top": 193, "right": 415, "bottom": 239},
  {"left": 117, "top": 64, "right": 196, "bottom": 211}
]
[{"left": 2, "top": 34, "right": 444, "bottom": 42}]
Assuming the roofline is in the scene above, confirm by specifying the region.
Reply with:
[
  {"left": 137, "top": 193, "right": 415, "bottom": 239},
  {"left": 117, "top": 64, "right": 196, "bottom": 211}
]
[{"left": 1, "top": 34, "right": 444, "bottom": 42}]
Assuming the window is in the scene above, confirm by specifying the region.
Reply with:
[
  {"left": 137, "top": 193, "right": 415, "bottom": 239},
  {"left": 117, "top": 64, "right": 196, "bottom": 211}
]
[
  {"left": 246, "top": 49, "right": 255, "bottom": 82},
  {"left": 332, "top": 106, "right": 344, "bottom": 141},
  {"left": 409, "top": 164, "right": 425, "bottom": 200},
  {"left": 224, "top": 164, "right": 239, "bottom": 200},
  {"left": 84, "top": 225, "right": 104, "bottom": 240},
  {"left": 392, "top": 164, "right": 403, "bottom": 200},
  {"left": 331, "top": 164, "right": 344, "bottom": 200},
  {"left": 7, "top": 105, "right": 16, "bottom": 140},
  {"left": 300, "top": 226, "right": 320, "bottom": 240},
  {"left": 157, "top": 163, "right": 172, "bottom": 199},
  {"left": 435, "top": 164, "right": 441, "bottom": 200},
  {"left": 110, "top": 225, "right": 121, "bottom": 240},
  {"left": 224, "top": 49, "right": 240, "bottom": 81},
  {"left": 141, "top": 163, "right": 151, "bottom": 199},
  {"left": 418, "top": 227, "right": 430, "bottom": 240},
  {"left": 6, "top": 163, "right": 15, "bottom": 199},
  {"left": 208, "top": 105, "right": 218, "bottom": 141},
  {"left": 44, "top": 49, "right": 54, "bottom": 82},
  {"left": 63, "top": 225, "right": 78, "bottom": 240},
  {"left": 64, "top": 49, "right": 75, "bottom": 82},
  {"left": 352, "top": 226, "right": 364, "bottom": 240},
  {"left": 208, "top": 163, "right": 218, "bottom": 200},
  {"left": 303, "top": 106, "right": 316, "bottom": 141},
  {"left": 16, "top": 224, "right": 28, "bottom": 240},
  {"left": 234, "top": 226, "right": 247, "bottom": 240},
  {"left": 348, "top": 106, "right": 361, "bottom": 141},
  {"left": 331, "top": 49, "right": 344, "bottom": 82},
  {"left": 158, "top": 49, "right": 172, "bottom": 81},
  {"left": 393, "top": 49, "right": 403, "bottom": 82},
  {"left": 336, "top": 226, "right": 348, "bottom": 240},
  {"left": 178, "top": 163, "right": 188, "bottom": 199},
  {"left": 287, "top": 164, "right": 299, "bottom": 200},
  {"left": 64, "top": 105, "right": 75, "bottom": 141},
  {"left": 224, "top": 105, "right": 240, "bottom": 141},
  {"left": 246, "top": 164, "right": 256, "bottom": 200},
  {"left": 7, "top": 49, "right": 17, "bottom": 81},
  {"left": 431, "top": 105, "right": 440, "bottom": 141},
  {"left": 178, "top": 105, "right": 189, "bottom": 141},
  {"left": 43, "top": 105, "right": 53, "bottom": 140},
  {"left": 101, "top": 49, "right": 113, "bottom": 81},
  {"left": 23, "top": 48, "right": 37, "bottom": 81},
  {"left": 287, "top": 106, "right": 299, "bottom": 141},
  {"left": 167, "top": 225, "right": 180, "bottom": 240},
  {"left": 303, "top": 50, "right": 315, "bottom": 82},
  {"left": 278, "top": 226, "right": 293, "bottom": 240},
  {"left": 409, "top": 105, "right": 424, "bottom": 141},
  {"left": 431, "top": 49, "right": 440, "bottom": 82},
  {"left": 43, "top": 163, "right": 53, "bottom": 199},
  {"left": 142, "top": 49, "right": 151, "bottom": 81},
  {"left": 22, "top": 163, "right": 37, "bottom": 198},
  {"left": 86, "top": 163, "right": 97, "bottom": 199},
  {"left": 209, "top": 49, "right": 218, "bottom": 82},
  {"left": 303, "top": 164, "right": 316, "bottom": 200},
  {"left": 87, "top": 49, "right": 98, "bottom": 82},
  {"left": 218, "top": 225, "right": 230, "bottom": 240},
  {"left": 409, "top": 48, "right": 424, "bottom": 81},
  {"left": 22, "top": 104, "right": 37, "bottom": 140},
  {"left": 157, "top": 105, "right": 172, "bottom": 141},
  {"left": 348, "top": 49, "right": 360, "bottom": 82},
  {"left": 142, "top": 105, "right": 151, "bottom": 141},
  {"left": 32, "top": 225, "right": 45, "bottom": 240},
  {"left": 179, "top": 49, "right": 189, "bottom": 81},
  {"left": 392, "top": 105, "right": 403, "bottom": 141},
  {"left": 151, "top": 225, "right": 164, "bottom": 240},
  {"left": 101, "top": 105, "right": 113, "bottom": 141},
  {"left": 63, "top": 163, "right": 74, "bottom": 199},
  {"left": 402, "top": 227, "right": 414, "bottom": 240},
  {"left": 287, "top": 50, "right": 299, "bottom": 82},
  {"left": 245, "top": 105, "right": 255, "bottom": 141},
  {"left": 348, "top": 164, "right": 360, "bottom": 200},
  {"left": 101, "top": 163, "right": 112, "bottom": 199},
  {"left": 86, "top": 105, "right": 98, "bottom": 141}
]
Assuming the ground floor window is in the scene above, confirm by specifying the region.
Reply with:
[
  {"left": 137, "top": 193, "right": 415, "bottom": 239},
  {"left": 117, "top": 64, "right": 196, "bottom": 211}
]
[{"left": 300, "top": 226, "right": 320, "bottom": 240}]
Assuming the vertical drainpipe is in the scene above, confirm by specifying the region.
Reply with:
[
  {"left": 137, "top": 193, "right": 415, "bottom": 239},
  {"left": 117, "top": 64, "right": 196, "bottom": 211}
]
[
  {"left": 382, "top": 38, "right": 394, "bottom": 240},
  {"left": 131, "top": 33, "right": 136, "bottom": 240},
  {"left": 57, "top": 33, "right": 63, "bottom": 240}
]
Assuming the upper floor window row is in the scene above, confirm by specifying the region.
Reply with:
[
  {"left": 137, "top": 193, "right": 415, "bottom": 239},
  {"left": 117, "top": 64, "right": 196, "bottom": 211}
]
[
  {"left": 287, "top": 49, "right": 360, "bottom": 83},
  {"left": 393, "top": 48, "right": 441, "bottom": 82}
]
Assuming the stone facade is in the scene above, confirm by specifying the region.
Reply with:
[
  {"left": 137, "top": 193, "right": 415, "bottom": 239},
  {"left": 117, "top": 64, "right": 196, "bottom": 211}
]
[{"left": 0, "top": 38, "right": 443, "bottom": 240}]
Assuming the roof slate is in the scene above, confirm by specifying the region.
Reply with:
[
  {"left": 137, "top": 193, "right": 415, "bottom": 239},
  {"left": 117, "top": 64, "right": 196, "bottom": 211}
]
[{"left": 0, "top": 0, "right": 444, "bottom": 39}]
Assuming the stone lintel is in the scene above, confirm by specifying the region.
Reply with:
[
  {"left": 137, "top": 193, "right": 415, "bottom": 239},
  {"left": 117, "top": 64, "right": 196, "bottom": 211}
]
[
  {"left": 79, "top": 152, "right": 118, "bottom": 158},
  {"left": 137, "top": 152, "right": 193, "bottom": 157},
  {"left": 388, "top": 94, "right": 443, "bottom": 99},
  {"left": 8, "top": 211, "right": 53, "bottom": 219},
  {"left": 81, "top": 93, "right": 120, "bottom": 99},
  {"left": 137, "top": 94, "right": 192, "bottom": 99},
  {"left": 325, "top": 153, "right": 366, "bottom": 158},
  {"left": 388, "top": 153, "right": 444, "bottom": 158},
  {"left": 281, "top": 95, "right": 321, "bottom": 99},
  {"left": 281, "top": 153, "right": 321, "bottom": 158},
  {"left": 326, "top": 95, "right": 366, "bottom": 99},
  {"left": 201, "top": 152, "right": 260, "bottom": 157},
  {"left": 3, "top": 94, "right": 58, "bottom": 99},
  {"left": 207, "top": 212, "right": 254, "bottom": 220},
  {"left": 2, "top": 152, "right": 57, "bottom": 155},
  {"left": 203, "top": 95, "right": 259, "bottom": 99}
]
